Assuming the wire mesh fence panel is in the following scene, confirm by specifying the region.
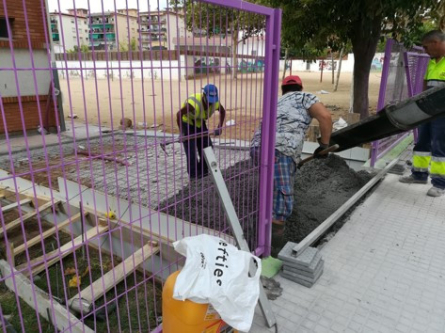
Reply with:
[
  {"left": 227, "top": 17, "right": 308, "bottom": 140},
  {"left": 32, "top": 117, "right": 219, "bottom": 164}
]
[
  {"left": 0, "top": 0, "right": 280, "bottom": 331},
  {"left": 370, "top": 39, "right": 428, "bottom": 166}
]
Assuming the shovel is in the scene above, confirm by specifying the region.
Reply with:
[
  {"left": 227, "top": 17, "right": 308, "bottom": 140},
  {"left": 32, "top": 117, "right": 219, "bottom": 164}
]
[
  {"left": 160, "top": 125, "right": 235, "bottom": 155},
  {"left": 297, "top": 144, "right": 339, "bottom": 169}
]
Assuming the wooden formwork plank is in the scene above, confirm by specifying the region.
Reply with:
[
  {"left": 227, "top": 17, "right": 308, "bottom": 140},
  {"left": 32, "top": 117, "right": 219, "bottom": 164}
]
[
  {"left": 0, "top": 200, "right": 60, "bottom": 235},
  {"left": 1, "top": 198, "right": 32, "bottom": 214},
  {"left": 0, "top": 260, "right": 94, "bottom": 333},
  {"left": 13, "top": 212, "right": 84, "bottom": 257},
  {"left": 17, "top": 223, "right": 109, "bottom": 277},
  {"left": 69, "top": 242, "right": 159, "bottom": 312}
]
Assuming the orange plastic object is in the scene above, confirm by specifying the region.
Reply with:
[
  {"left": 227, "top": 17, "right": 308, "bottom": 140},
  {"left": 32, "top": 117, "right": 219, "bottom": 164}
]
[{"left": 162, "top": 270, "right": 237, "bottom": 333}]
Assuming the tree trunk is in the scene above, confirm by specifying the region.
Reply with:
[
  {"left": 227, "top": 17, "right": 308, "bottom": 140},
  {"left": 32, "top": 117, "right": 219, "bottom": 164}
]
[
  {"left": 349, "top": 69, "right": 354, "bottom": 113},
  {"left": 351, "top": 17, "right": 382, "bottom": 119},
  {"left": 331, "top": 50, "right": 335, "bottom": 84},
  {"left": 334, "top": 47, "right": 344, "bottom": 92},
  {"left": 282, "top": 47, "right": 289, "bottom": 80},
  {"left": 232, "top": 32, "right": 238, "bottom": 80}
]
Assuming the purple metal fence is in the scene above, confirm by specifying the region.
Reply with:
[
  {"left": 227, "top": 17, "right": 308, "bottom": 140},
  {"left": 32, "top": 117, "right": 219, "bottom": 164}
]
[
  {"left": 370, "top": 39, "right": 429, "bottom": 166},
  {"left": 0, "top": 0, "right": 280, "bottom": 331}
]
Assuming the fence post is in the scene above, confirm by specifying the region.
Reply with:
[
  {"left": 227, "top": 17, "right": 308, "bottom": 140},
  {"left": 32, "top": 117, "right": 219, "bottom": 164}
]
[
  {"left": 257, "top": 8, "right": 281, "bottom": 257},
  {"left": 371, "top": 38, "right": 394, "bottom": 167}
]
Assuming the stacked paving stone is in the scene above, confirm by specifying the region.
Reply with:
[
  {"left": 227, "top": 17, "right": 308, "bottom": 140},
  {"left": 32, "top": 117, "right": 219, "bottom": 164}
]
[{"left": 278, "top": 242, "right": 324, "bottom": 288}]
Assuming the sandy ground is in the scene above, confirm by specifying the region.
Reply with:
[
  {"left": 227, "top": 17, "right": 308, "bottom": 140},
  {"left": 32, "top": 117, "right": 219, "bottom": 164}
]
[{"left": 59, "top": 70, "right": 382, "bottom": 140}]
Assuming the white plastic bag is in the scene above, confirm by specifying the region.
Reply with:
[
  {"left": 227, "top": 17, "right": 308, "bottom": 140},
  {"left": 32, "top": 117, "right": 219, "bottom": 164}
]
[
  {"left": 333, "top": 116, "right": 348, "bottom": 131},
  {"left": 173, "top": 234, "right": 261, "bottom": 332}
]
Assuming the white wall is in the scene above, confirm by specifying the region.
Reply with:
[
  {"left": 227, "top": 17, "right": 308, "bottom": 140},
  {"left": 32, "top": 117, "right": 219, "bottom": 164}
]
[
  {"left": 165, "top": 13, "right": 188, "bottom": 50},
  {"left": 279, "top": 54, "right": 356, "bottom": 73},
  {"left": 56, "top": 58, "right": 184, "bottom": 80},
  {"left": 278, "top": 52, "right": 385, "bottom": 73},
  {"left": 0, "top": 49, "right": 52, "bottom": 97},
  {"left": 238, "top": 37, "right": 266, "bottom": 57}
]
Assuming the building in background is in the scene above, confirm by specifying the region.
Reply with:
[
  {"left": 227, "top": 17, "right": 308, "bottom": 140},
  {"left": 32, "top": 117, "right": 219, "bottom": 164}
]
[
  {"left": 138, "top": 10, "right": 190, "bottom": 50},
  {"left": 50, "top": 10, "right": 89, "bottom": 53},
  {"left": 1, "top": 0, "right": 63, "bottom": 134},
  {"left": 89, "top": 11, "right": 139, "bottom": 51}
]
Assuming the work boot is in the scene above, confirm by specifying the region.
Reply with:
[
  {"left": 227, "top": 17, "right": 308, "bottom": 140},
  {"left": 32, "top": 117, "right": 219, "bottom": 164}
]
[
  {"left": 399, "top": 175, "right": 428, "bottom": 184},
  {"left": 271, "top": 221, "right": 285, "bottom": 257},
  {"left": 427, "top": 186, "right": 445, "bottom": 197}
]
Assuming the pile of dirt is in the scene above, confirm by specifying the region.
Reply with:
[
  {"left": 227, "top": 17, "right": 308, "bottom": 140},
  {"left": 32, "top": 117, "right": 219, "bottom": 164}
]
[{"left": 159, "top": 155, "right": 373, "bottom": 246}]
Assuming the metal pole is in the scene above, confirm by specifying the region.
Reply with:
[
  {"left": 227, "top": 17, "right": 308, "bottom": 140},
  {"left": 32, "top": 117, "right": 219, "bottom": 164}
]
[{"left": 203, "top": 147, "right": 277, "bottom": 329}]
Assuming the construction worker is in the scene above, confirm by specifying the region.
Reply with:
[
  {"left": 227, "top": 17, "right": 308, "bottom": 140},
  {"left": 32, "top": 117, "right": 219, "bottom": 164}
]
[
  {"left": 177, "top": 84, "right": 226, "bottom": 179},
  {"left": 399, "top": 30, "right": 445, "bottom": 197},
  {"left": 250, "top": 75, "right": 333, "bottom": 253}
]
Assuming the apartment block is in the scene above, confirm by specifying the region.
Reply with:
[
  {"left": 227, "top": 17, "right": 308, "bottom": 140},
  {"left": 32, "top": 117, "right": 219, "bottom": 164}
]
[
  {"left": 50, "top": 10, "right": 90, "bottom": 53},
  {"left": 89, "top": 11, "right": 139, "bottom": 51},
  {"left": 138, "top": 10, "right": 190, "bottom": 50}
]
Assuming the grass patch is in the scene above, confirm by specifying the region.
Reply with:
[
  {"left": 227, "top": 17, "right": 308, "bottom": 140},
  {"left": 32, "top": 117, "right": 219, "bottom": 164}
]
[{"left": 0, "top": 218, "right": 163, "bottom": 332}]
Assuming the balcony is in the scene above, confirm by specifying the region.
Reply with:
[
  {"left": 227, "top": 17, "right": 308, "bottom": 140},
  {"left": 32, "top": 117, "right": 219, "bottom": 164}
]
[
  {"left": 91, "top": 33, "right": 116, "bottom": 41},
  {"left": 90, "top": 23, "right": 114, "bottom": 28},
  {"left": 90, "top": 27, "right": 115, "bottom": 34}
]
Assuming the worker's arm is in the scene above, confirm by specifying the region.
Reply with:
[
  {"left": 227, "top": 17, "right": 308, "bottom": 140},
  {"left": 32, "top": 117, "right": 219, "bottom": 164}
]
[
  {"left": 213, "top": 104, "right": 226, "bottom": 136},
  {"left": 176, "top": 104, "right": 195, "bottom": 132},
  {"left": 308, "top": 102, "right": 332, "bottom": 145}
]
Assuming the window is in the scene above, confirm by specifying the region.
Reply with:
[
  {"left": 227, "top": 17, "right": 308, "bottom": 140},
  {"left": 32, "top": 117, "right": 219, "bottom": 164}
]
[
  {"left": 84, "top": 20, "right": 87, "bottom": 25},
  {"left": 85, "top": 30, "right": 88, "bottom": 33},
  {"left": 71, "top": 19, "right": 74, "bottom": 23},
  {"left": 0, "top": 17, "right": 14, "bottom": 38}
]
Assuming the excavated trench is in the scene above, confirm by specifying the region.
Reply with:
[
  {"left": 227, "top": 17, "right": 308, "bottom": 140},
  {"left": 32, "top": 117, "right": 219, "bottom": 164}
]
[{"left": 159, "top": 154, "right": 373, "bottom": 247}]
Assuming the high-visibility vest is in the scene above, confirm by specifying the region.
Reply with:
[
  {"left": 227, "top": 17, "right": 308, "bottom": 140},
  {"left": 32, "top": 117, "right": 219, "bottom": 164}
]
[
  {"left": 425, "top": 57, "right": 445, "bottom": 88},
  {"left": 181, "top": 93, "right": 220, "bottom": 128}
]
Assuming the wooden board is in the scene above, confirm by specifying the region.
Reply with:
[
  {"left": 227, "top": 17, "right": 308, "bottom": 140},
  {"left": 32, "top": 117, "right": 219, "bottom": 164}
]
[
  {"left": 13, "top": 212, "right": 84, "bottom": 256},
  {"left": 69, "top": 242, "right": 159, "bottom": 311},
  {"left": 1, "top": 198, "right": 32, "bottom": 214},
  {"left": 17, "top": 223, "right": 109, "bottom": 277},
  {"left": 0, "top": 260, "right": 94, "bottom": 333},
  {"left": 0, "top": 200, "right": 60, "bottom": 235}
]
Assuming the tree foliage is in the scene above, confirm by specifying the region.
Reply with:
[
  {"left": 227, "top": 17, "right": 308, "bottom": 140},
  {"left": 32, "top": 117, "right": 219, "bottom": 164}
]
[
  {"left": 130, "top": 37, "right": 137, "bottom": 51},
  {"left": 263, "top": 0, "right": 440, "bottom": 118}
]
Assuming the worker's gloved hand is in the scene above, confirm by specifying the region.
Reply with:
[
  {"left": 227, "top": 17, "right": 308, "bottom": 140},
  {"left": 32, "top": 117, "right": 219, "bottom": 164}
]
[
  {"left": 214, "top": 128, "right": 223, "bottom": 136},
  {"left": 313, "top": 143, "right": 329, "bottom": 159}
]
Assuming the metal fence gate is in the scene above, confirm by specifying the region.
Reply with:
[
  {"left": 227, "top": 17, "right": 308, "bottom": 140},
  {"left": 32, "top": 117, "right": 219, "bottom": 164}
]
[
  {"left": 370, "top": 39, "right": 429, "bottom": 166},
  {"left": 0, "top": 0, "right": 281, "bottom": 331}
]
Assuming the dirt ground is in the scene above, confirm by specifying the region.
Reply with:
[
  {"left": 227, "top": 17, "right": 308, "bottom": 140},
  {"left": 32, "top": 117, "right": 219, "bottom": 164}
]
[
  {"left": 159, "top": 155, "right": 373, "bottom": 250},
  {"left": 60, "top": 71, "right": 381, "bottom": 141}
]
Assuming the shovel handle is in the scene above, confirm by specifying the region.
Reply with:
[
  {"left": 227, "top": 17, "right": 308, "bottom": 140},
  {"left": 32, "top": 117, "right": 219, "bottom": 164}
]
[{"left": 297, "top": 144, "right": 339, "bottom": 169}]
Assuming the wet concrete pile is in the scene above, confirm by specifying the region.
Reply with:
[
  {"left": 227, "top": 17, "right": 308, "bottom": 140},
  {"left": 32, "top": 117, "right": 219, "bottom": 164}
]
[
  {"left": 286, "top": 155, "right": 372, "bottom": 243},
  {"left": 159, "top": 155, "right": 372, "bottom": 246}
]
